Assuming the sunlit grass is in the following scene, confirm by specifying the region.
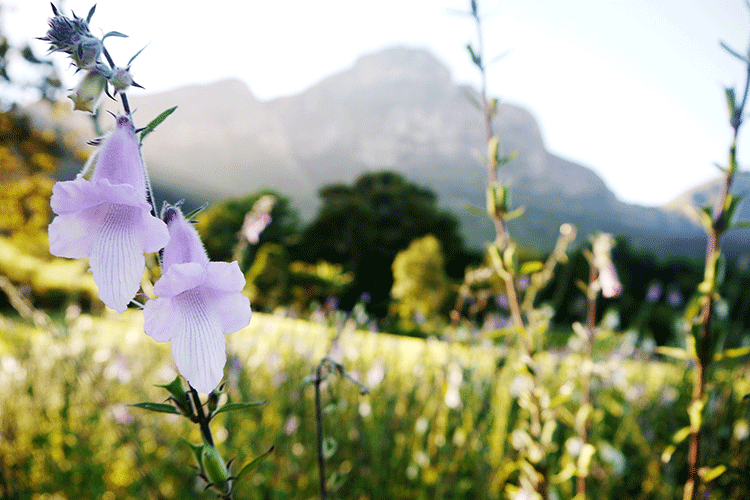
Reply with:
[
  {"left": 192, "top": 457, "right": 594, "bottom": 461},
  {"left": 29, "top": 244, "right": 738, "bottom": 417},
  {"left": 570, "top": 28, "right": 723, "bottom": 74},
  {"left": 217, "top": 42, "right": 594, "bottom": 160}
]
[{"left": 0, "top": 310, "right": 747, "bottom": 499}]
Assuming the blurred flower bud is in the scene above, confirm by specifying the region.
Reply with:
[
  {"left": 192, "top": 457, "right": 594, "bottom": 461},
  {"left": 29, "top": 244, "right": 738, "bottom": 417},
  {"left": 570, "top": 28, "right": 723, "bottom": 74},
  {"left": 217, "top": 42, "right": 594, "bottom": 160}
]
[
  {"left": 72, "top": 36, "right": 103, "bottom": 68},
  {"left": 69, "top": 67, "right": 107, "bottom": 113},
  {"left": 207, "top": 390, "right": 220, "bottom": 414},
  {"left": 109, "top": 66, "right": 134, "bottom": 94},
  {"left": 41, "top": 6, "right": 102, "bottom": 69},
  {"left": 201, "top": 445, "right": 230, "bottom": 492},
  {"left": 591, "top": 233, "right": 622, "bottom": 298},
  {"left": 42, "top": 7, "right": 91, "bottom": 55}
]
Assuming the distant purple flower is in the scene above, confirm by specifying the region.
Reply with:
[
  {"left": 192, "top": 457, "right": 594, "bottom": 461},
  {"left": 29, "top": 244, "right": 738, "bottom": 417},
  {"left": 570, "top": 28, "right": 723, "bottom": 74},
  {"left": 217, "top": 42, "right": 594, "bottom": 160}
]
[
  {"left": 667, "top": 290, "right": 683, "bottom": 308},
  {"left": 143, "top": 205, "right": 252, "bottom": 393},
  {"left": 239, "top": 195, "right": 275, "bottom": 244},
  {"left": 516, "top": 276, "right": 530, "bottom": 291},
  {"left": 645, "top": 282, "right": 662, "bottom": 303},
  {"left": 495, "top": 294, "right": 509, "bottom": 309},
  {"left": 592, "top": 233, "right": 622, "bottom": 298},
  {"left": 48, "top": 115, "right": 169, "bottom": 312}
]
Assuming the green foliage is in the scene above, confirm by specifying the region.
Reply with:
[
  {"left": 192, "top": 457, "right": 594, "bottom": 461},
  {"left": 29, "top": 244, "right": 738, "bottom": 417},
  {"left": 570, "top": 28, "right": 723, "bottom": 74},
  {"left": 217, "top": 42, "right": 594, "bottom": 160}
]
[
  {"left": 288, "top": 260, "right": 353, "bottom": 313},
  {"left": 295, "top": 171, "right": 472, "bottom": 316},
  {"left": 391, "top": 235, "right": 449, "bottom": 324},
  {"left": 244, "top": 242, "right": 289, "bottom": 312},
  {"left": 1, "top": 312, "right": 748, "bottom": 499},
  {"left": 195, "top": 189, "right": 300, "bottom": 271}
]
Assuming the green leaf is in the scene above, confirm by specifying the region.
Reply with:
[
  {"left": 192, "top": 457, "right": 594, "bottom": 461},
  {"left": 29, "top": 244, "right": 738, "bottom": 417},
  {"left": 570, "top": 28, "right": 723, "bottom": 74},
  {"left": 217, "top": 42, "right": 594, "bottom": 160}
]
[
  {"left": 102, "top": 31, "right": 128, "bottom": 40},
  {"left": 687, "top": 399, "right": 705, "bottom": 432},
  {"left": 181, "top": 439, "right": 204, "bottom": 468},
  {"left": 576, "top": 443, "right": 596, "bottom": 476},
  {"left": 130, "top": 402, "right": 181, "bottom": 415},
  {"left": 713, "top": 346, "right": 750, "bottom": 361},
  {"left": 139, "top": 106, "right": 177, "bottom": 143},
  {"left": 661, "top": 444, "right": 676, "bottom": 464},
  {"left": 212, "top": 401, "right": 266, "bottom": 416},
  {"left": 127, "top": 44, "right": 150, "bottom": 68},
  {"left": 519, "top": 261, "right": 544, "bottom": 275},
  {"left": 463, "top": 203, "right": 489, "bottom": 218},
  {"left": 720, "top": 42, "right": 748, "bottom": 63},
  {"left": 86, "top": 5, "right": 97, "bottom": 23},
  {"left": 182, "top": 203, "right": 210, "bottom": 221},
  {"left": 234, "top": 446, "right": 275, "bottom": 484},
  {"left": 656, "top": 346, "right": 691, "bottom": 361},
  {"left": 464, "top": 90, "right": 481, "bottom": 110},
  {"left": 672, "top": 426, "right": 692, "bottom": 444},
  {"left": 505, "top": 206, "right": 525, "bottom": 221},
  {"left": 699, "top": 464, "right": 727, "bottom": 483}
]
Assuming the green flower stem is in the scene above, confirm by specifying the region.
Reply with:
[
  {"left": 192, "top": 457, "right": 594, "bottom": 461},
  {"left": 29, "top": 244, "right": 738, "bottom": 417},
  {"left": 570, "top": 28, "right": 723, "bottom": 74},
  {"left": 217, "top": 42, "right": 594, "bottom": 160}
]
[{"left": 684, "top": 28, "right": 750, "bottom": 500}]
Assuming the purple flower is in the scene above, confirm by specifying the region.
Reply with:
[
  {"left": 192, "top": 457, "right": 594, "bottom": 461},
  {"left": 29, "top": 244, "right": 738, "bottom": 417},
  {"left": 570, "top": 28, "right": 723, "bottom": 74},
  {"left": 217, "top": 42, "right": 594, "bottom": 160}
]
[
  {"left": 48, "top": 115, "right": 169, "bottom": 312},
  {"left": 143, "top": 205, "right": 252, "bottom": 393}
]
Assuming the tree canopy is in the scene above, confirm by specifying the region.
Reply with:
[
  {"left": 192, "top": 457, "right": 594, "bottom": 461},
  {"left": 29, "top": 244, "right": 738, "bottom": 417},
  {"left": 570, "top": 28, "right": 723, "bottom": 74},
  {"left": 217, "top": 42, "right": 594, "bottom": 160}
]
[{"left": 293, "top": 171, "right": 472, "bottom": 316}]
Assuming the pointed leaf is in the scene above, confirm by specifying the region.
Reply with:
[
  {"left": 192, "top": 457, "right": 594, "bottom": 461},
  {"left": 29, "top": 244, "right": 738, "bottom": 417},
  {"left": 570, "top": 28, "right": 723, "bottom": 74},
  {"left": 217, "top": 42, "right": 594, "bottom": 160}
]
[
  {"left": 464, "top": 90, "right": 481, "bottom": 110},
  {"left": 489, "top": 48, "right": 512, "bottom": 66},
  {"left": 102, "top": 31, "right": 128, "bottom": 40},
  {"left": 520, "top": 261, "right": 544, "bottom": 275},
  {"left": 140, "top": 106, "right": 177, "bottom": 143},
  {"left": 720, "top": 41, "right": 748, "bottom": 63},
  {"left": 463, "top": 203, "right": 490, "bottom": 218},
  {"left": 86, "top": 4, "right": 96, "bottom": 23},
  {"left": 505, "top": 206, "right": 525, "bottom": 221},
  {"left": 212, "top": 401, "right": 267, "bottom": 416},
  {"left": 671, "top": 426, "right": 692, "bottom": 444},
  {"left": 713, "top": 346, "right": 750, "bottom": 361},
  {"left": 182, "top": 439, "right": 205, "bottom": 468},
  {"left": 234, "top": 446, "right": 275, "bottom": 484},
  {"left": 130, "top": 402, "right": 181, "bottom": 415},
  {"left": 127, "top": 44, "right": 149, "bottom": 67},
  {"left": 699, "top": 464, "right": 727, "bottom": 483},
  {"left": 183, "top": 203, "right": 210, "bottom": 221}
]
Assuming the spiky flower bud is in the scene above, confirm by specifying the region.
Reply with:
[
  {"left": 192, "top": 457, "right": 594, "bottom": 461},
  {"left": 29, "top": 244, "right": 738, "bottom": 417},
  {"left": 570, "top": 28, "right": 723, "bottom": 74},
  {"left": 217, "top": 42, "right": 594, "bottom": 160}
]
[
  {"left": 109, "top": 66, "right": 134, "bottom": 94},
  {"left": 41, "top": 5, "right": 102, "bottom": 69}
]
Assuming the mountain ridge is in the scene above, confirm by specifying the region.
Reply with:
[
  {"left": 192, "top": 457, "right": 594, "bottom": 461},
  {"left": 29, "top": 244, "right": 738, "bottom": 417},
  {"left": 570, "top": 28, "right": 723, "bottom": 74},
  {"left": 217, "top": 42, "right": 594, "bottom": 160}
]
[{"left": 34, "top": 46, "right": 713, "bottom": 255}]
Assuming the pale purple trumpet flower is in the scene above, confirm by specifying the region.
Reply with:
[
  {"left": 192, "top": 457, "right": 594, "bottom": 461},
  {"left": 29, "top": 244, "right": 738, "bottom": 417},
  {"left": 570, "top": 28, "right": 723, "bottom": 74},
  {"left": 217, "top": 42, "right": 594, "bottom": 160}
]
[
  {"left": 591, "top": 233, "right": 623, "bottom": 298},
  {"left": 144, "top": 204, "right": 252, "bottom": 393},
  {"left": 48, "top": 115, "right": 169, "bottom": 312}
]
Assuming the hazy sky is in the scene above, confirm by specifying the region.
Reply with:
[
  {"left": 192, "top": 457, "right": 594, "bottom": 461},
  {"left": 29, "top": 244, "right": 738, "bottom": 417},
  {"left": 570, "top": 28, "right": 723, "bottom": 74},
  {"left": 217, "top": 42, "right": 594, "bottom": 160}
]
[{"left": 8, "top": 0, "right": 750, "bottom": 207}]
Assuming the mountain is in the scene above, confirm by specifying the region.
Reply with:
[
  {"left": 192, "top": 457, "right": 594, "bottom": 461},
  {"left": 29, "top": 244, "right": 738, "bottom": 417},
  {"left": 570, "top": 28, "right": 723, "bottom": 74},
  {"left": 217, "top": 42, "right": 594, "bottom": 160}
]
[{"left": 34, "top": 46, "right": 710, "bottom": 255}]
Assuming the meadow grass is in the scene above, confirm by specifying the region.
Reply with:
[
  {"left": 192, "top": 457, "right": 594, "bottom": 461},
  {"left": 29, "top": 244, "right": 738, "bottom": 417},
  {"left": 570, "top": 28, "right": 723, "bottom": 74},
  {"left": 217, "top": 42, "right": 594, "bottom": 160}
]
[{"left": 0, "top": 310, "right": 747, "bottom": 499}]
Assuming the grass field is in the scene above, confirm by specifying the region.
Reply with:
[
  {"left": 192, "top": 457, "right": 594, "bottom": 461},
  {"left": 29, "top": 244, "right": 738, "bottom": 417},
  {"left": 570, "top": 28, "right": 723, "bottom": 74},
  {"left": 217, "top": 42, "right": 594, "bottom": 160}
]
[{"left": 2, "top": 308, "right": 747, "bottom": 499}]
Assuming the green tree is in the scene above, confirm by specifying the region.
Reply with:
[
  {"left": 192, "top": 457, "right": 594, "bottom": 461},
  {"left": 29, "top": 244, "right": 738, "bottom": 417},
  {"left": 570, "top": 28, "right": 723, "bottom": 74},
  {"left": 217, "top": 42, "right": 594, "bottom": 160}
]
[
  {"left": 391, "top": 234, "right": 448, "bottom": 323},
  {"left": 244, "top": 242, "right": 289, "bottom": 312},
  {"left": 294, "top": 171, "right": 473, "bottom": 316},
  {"left": 195, "top": 189, "right": 300, "bottom": 272}
]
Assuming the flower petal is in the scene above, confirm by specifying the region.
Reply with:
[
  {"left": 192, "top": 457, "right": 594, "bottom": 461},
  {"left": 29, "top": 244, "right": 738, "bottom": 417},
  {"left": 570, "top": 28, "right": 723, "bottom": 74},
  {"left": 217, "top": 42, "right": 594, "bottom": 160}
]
[
  {"left": 50, "top": 177, "right": 150, "bottom": 215},
  {"left": 137, "top": 210, "right": 170, "bottom": 254},
  {"left": 204, "top": 261, "right": 246, "bottom": 292},
  {"left": 152, "top": 262, "right": 207, "bottom": 298},
  {"left": 88, "top": 204, "right": 144, "bottom": 312},
  {"left": 48, "top": 211, "right": 100, "bottom": 258},
  {"left": 170, "top": 290, "right": 226, "bottom": 393},
  {"left": 143, "top": 296, "right": 179, "bottom": 342},
  {"left": 205, "top": 289, "right": 252, "bottom": 335}
]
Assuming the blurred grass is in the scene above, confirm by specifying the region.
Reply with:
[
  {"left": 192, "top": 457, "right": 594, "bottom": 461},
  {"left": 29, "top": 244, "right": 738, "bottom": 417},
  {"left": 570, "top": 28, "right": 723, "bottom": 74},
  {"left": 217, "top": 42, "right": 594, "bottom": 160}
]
[{"left": 0, "top": 310, "right": 748, "bottom": 499}]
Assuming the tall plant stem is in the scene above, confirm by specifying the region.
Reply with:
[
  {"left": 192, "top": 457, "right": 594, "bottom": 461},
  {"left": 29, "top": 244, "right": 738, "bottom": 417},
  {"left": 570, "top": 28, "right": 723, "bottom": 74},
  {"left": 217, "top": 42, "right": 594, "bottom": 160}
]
[
  {"left": 683, "top": 36, "right": 750, "bottom": 500},
  {"left": 577, "top": 263, "right": 598, "bottom": 498}
]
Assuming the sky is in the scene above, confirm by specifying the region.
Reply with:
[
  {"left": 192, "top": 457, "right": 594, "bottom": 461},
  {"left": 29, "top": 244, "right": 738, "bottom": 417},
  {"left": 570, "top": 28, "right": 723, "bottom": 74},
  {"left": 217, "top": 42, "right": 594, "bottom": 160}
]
[{"left": 6, "top": 0, "right": 750, "bottom": 207}]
